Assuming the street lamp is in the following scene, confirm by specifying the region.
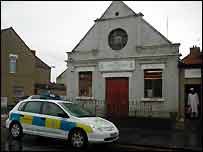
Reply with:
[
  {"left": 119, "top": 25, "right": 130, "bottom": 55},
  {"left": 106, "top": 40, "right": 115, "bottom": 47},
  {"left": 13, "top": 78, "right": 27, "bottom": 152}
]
[{"left": 51, "top": 65, "right": 55, "bottom": 83}]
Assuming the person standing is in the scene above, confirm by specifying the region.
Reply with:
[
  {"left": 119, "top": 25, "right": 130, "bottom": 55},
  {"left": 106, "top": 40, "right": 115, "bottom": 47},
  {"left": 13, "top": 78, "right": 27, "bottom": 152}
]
[{"left": 188, "top": 88, "right": 199, "bottom": 119}]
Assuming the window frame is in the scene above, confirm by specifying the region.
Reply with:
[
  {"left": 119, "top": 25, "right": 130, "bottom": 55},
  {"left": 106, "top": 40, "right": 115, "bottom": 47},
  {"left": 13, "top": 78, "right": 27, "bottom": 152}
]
[
  {"left": 144, "top": 69, "right": 163, "bottom": 98},
  {"left": 18, "top": 102, "right": 27, "bottom": 111},
  {"left": 41, "top": 102, "right": 69, "bottom": 118},
  {"left": 21, "top": 101, "right": 43, "bottom": 114},
  {"left": 9, "top": 54, "right": 18, "bottom": 74},
  {"left": 108, "top": 28, "right": 128, "bottom": 50},
  {"left": 78, "top": 71, "right": 92, "bottom": 97}
]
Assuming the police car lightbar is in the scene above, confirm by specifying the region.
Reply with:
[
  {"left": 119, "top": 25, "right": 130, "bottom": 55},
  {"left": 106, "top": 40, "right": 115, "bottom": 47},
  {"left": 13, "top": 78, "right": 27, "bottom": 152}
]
[{"left": 28, "top": 93, "right": 62, "bottom": 100}]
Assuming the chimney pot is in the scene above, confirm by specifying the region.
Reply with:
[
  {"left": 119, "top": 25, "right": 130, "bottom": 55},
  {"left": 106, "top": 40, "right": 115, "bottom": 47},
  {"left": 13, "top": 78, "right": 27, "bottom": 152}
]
[{"left": 190, "top": 46, "right": 200, "bottom": 55}]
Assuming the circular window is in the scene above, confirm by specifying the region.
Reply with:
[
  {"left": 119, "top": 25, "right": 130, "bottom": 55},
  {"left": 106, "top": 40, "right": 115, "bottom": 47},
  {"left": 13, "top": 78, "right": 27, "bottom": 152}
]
[{"left": 108, "top": 28, "right": 128, "bottom": 50}]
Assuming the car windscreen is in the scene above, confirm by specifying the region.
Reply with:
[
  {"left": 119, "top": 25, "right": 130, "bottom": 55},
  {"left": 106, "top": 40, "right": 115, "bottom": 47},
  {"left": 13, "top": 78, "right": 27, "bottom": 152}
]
[{"left": 59, "top": 103, "right": 95, "bottom": 117}]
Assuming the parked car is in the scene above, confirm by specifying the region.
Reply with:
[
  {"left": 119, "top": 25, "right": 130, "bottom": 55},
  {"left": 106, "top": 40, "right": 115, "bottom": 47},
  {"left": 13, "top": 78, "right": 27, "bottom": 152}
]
[{"left": 6, "top": 97, "right": 119, "bottom": 149}]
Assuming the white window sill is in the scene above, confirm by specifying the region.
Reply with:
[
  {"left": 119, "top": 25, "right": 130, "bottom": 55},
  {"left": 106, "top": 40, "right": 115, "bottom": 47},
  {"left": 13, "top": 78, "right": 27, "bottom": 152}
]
[
  {"left": 141, "top": 98, "right": 164, "bottom": 102},
  {"left": 76, "top": 96, "right": 95, "bottom": 100}
]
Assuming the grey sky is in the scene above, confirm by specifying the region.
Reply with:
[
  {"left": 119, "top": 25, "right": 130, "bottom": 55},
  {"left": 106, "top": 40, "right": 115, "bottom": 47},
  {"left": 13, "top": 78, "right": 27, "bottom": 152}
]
[{"left": 1, "top": 1, "right": 202, "bottom": 82}]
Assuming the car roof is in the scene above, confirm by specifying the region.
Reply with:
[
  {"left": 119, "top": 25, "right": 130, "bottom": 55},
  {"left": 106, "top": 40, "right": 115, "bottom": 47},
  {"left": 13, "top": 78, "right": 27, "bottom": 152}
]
[
  {"left": 28, "top": 94, "right": 62, "bottom": 100},
  {"left": 21, "top": 98, "right": 73, "bottom": 104}
]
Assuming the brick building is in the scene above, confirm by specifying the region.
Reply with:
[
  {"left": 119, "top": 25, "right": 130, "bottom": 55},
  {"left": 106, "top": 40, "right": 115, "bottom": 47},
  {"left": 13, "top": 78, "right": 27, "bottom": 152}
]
[
  {"left": 179, "top": 46, "right": 202, "bottom": 120},
  {"left": 1, "top": 27, "right": 51, "bottom": 108}
]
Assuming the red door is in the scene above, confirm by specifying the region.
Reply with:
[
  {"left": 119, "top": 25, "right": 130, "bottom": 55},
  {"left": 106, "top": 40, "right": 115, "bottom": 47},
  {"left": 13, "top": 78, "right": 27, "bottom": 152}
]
[{"left": 106, "top": 77, "right": 129, "bottom": 118}]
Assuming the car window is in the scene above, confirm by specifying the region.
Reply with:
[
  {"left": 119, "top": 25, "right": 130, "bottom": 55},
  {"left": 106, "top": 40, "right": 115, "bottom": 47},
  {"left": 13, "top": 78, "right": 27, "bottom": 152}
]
[
  {"left": 42, "top": 102, "right": 66, "bottom": 117},
  {"left": 59, "top": 103, "right": 94, "bottom": 117},
  {"left": 18, "top": 102, "right": 26, "bottom": 111},
  {"left": 23, "top": 101, "right": 42, "bottom": 114}
]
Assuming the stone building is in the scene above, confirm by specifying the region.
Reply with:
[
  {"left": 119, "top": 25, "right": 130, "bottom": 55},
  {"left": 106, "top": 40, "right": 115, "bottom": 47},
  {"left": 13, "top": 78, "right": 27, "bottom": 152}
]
[{"left": 65, "top": 1, "right": 180, "bottom": 118}]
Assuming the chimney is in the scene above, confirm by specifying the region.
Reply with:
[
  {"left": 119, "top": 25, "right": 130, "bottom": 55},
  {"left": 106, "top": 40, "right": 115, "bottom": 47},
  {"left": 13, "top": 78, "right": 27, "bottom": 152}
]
[
  {"left": 190, "top": 46, "right": 200, "bottom": 55},
  {"left": 31, "top": 50, "right": 36, "bottom": 56}
]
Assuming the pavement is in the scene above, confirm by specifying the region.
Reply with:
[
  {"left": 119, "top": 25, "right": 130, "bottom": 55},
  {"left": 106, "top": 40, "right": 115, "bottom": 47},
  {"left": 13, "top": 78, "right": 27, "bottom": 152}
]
[
  {"left": 1, "top": 114, "right": 202, "bottom": 151},
  {"left": 107, "top": 117, "right": 202, "bottom": 151}
]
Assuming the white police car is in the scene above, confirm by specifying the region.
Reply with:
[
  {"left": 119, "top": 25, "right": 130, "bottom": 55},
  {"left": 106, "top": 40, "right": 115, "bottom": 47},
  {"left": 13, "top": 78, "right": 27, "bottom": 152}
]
[{"left": 6, "top": 96, "right": 119, "bottom": 148}]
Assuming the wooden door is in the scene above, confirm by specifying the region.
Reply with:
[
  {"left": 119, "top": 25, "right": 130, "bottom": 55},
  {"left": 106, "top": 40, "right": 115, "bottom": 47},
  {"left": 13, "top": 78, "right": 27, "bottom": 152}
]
[{"left": 106, "top": 77, "right": 129, "bottom": 118}]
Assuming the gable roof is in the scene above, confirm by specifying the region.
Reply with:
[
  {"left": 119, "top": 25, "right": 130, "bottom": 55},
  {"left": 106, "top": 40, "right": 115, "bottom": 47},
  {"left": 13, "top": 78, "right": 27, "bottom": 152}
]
[
  {"left": 68, "top": 1, "right": 137, "bottom": 53},
  {"left": 68, "top": 1, "right": 174, "bottom": 53},
  {"left": 57, "top": 68, "right": 67, "bottom": 79},
  {"left": 141, "top": 19, "right": 172, "bottom": 44},
  {"left": 99, "top": 1, "right": 137, "bottom": 20},
  {"left": 1, "top": 27, "right": 51, "bottom": 70},
  {"left": 1, "top": 27, "right": 31, "bottom": 51},
  {"left": 35, "top": 56, "right": 51, "bottom": 70},
  {"left": 182, "top": 47, "right": 202, "bottom": 65},
  {"left": 69, "top": 24, "right": 96, "bottom": 53}
]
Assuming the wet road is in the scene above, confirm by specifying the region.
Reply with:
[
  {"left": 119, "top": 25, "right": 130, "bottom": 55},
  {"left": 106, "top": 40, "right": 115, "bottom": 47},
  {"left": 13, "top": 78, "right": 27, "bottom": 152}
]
[
  {"left": 1, "top": 116, "right": 202, "bottom": 152},
  {"left": 1, "top": 127, "right": 116, "bottom": 152},
  {"left": 1, "top": 127, "right": 181, "bottom": 152}
]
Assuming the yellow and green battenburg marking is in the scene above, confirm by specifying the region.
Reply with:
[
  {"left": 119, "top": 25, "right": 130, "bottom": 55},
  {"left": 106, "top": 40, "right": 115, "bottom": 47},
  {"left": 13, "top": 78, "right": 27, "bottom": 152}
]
[
  {"left": 20, "top": 115, "right": 33, "bottom": 124},
  {"left": 76, "top": 123, "right": 93, "bottom": 133},
  {"left": 45, "top": 118, "right": 61, "bottom": 129},
  {"left": 10, "top": 113, "right": 93, "bottom": 133}
]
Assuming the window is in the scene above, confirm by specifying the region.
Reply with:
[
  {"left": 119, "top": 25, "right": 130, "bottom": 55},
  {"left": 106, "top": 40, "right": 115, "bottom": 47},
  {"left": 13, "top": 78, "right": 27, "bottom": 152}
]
[
  {"left": 42, "top": 102, "right": 66, "bottom": 117},
  {"left": 59, "top": 103, "right": 94, "bottom": 117},
  {"left": 18, "top": 102, "right": 26, "bottom": 111},
  {"left": 9, "top": 54, "right": 18, "bottom": 73},
  {"left": 144, "top": 69, "right": 162, "bottom": 98},
  {"left": 108, "top": 28, "right": 128, "bottom": 50},
  {"left": 79, "top": 72, "right": 92, "bottom": 97},
  {"left": 13, "top": 86, "right": 24, "bottom": 98},
  {"left": 23, "top": 101, "right": 42, "bottom": 114}
]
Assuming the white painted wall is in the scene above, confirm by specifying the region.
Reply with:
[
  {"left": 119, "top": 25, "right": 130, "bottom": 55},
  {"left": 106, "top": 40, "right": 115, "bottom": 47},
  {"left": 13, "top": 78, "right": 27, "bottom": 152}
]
[
  {"left": 100, "top": 1, "right": 136, "bottom": 19},
  {"left": 66, "top": 1, "right": 179, "bottom": 118}
]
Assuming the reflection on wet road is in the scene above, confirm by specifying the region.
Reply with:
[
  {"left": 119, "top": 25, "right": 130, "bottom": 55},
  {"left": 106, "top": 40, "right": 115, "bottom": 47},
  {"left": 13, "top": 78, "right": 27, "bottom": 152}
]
[{"left": 1, "top": 127, "right": 116, "bottom": 152}]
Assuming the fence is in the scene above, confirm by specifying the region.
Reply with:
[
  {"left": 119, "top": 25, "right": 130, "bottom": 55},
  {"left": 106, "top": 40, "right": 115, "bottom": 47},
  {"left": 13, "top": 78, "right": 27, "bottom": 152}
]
[
  {"left": 129, "top": 100, "right": 153, "bottom": 117},
  {"left": 70, "top": 99, "right": 153, "bottom": 117},
  {"left": 74, "top": 99, "right": 106, "bottom": 116}
]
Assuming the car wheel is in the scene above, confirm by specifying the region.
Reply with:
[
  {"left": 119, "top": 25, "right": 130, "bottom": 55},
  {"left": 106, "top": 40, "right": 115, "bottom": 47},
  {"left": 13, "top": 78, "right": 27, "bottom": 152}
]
[
  {"left": 10, "top": 122, "right": 23, "bottom": 140},
  {"left": 69, "top": 129, "right": 87, "bottom": 149}
]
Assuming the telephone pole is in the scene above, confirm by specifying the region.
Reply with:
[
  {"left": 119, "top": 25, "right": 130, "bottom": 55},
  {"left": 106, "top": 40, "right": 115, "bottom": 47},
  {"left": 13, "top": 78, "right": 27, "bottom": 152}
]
[{"left": 166, "top": 16, "right": 168, "bottom": 38}]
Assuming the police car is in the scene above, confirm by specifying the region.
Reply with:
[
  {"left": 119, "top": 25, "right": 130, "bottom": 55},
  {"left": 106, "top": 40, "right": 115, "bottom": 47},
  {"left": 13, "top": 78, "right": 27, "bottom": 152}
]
[{"left": 6, "top": 95, "right": 119, "bottom": 149}]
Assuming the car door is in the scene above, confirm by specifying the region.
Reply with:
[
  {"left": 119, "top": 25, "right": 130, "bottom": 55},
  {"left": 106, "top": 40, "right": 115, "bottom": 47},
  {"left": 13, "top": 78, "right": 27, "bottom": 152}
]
[
  {"left": 18, "top": 101, "right": 44, "bottom": 134},
  {"left": 41, "top": 102, "right": 69, "bottom": 139}
]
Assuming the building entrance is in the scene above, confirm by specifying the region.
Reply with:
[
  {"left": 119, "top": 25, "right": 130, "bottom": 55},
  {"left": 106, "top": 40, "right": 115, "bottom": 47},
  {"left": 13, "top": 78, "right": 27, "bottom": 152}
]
[
  {"left": 106, "top": 77, "right": 129, "bottom": 118},
  {"left": 185, "top": 84, "right": 202, "bottom": 120}
]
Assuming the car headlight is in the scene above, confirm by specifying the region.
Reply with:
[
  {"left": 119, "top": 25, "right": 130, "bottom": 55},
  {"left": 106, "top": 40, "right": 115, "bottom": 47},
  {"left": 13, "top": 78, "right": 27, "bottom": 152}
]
[
  {"left": 90, "top": 124, "right": 116, "bottom": 132},
  {"left": 90, "top": 124, "right": 104, "bottom": 132}
]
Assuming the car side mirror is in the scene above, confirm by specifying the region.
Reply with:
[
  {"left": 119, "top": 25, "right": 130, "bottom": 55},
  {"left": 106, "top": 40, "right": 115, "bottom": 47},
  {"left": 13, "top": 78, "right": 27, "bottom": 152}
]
[{"left": 57, "top": 113, "right": 69, "bottom": 118}]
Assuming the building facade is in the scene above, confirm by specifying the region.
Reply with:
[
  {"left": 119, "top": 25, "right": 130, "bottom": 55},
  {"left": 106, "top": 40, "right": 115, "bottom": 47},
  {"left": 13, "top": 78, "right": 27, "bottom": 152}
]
[
  {"left": 179, "top": 46, "right": 202, "bottom": 120},
  {"left": 1, "top": 27, "right": 51, "bottom": 108},
  {"left": 34, "top": 83, "right": 66, "bottom": 99},
  {"left": 66, "top": 1, "right": 180, "bottom": 118},
  {"left": 56, "top": 69, "right": 67, "bottom": 85}
]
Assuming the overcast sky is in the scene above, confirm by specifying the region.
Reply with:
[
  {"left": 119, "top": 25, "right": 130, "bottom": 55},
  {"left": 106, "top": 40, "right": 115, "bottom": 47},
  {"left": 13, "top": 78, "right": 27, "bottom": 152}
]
[{"left": 1, "top": 1, "right": 202, "bottom": 82}]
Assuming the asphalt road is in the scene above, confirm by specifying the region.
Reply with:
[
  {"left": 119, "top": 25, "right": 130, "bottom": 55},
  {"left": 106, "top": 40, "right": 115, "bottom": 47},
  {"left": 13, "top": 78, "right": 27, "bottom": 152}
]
[
  {"left": 1, "top": 127, "right": 183, "bottom": 152},
  {"left": 2, "top": 115, "right": 201, "bottom": 152}
]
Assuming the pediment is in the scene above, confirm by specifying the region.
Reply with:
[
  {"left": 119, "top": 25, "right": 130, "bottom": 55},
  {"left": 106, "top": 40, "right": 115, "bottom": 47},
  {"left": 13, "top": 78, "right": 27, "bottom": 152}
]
[{"left": 99, "top": 1, "right": 136, "bottom": 20}]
